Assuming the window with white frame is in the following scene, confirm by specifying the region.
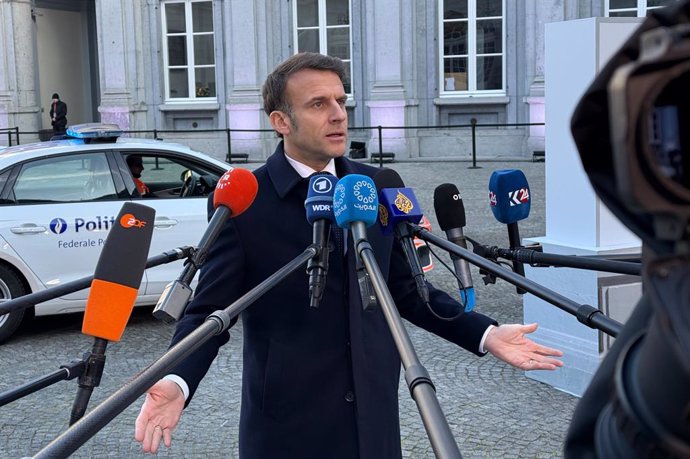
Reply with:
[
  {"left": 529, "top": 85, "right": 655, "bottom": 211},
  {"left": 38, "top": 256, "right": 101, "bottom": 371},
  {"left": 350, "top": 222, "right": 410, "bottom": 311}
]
[
  {"left": 440, "top": 0, "right": 504, "bottom": 95},
  {"left": 293, "top": 0, "right": 353, "bottom": 94},
  {"left": 162, "top": 0, "right": 216, "bottom": 101},
  {"left": 606, "top": 0, "right": 677, "bottom": 17}
]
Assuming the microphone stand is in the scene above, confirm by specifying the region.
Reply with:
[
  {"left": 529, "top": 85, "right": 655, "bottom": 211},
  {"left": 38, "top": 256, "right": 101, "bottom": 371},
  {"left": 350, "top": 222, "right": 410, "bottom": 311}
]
[
  {"left": 474, "top": 244, "right": 641, "bottom": 276},
  {"left": 350, "top": 223, "right": 462, "bottom": 459},
  {"left": 0, "top": 247, "right": 194, "bottom": 316},
  {"left": 153, "top": 207, "right": 231, "bottom": 323},
  {"left": 411, "top": 224, "right": 623, "bottom": 337},
  {"left": 0, "top": 248, "right": 193, "bottom": 409},
  {"left": 70, "top": 338, "right": 107, "bottom": 425},
  {"left": 32, "top": 245, "right": 318, "bottom": 459},
  {"left": 0, "top": 360, "right": 85, "bottom": 407}
]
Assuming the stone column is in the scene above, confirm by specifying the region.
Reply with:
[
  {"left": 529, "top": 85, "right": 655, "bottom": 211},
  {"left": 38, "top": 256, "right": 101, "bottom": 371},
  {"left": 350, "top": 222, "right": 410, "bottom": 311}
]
[
  {"left": 523, "top": 0, "right": 566, "bottom": 155},
  {"left": 96, "top": 0, "right": 132, "bottom": 130},
  {"left": 223, "top": 0, "right": 265, "bottom": 158},
  {"left": 0, "top": 1, "right": 40, "bottom": 139},
  {"left": 364, "top": 0, "right": 409, "bottom": 157}
]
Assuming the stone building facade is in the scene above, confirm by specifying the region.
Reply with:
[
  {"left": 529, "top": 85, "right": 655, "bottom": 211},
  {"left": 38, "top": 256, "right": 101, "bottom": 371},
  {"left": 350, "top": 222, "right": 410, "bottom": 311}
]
[{"left": 0, "top": 0, "right": 677, "bottom": 161}]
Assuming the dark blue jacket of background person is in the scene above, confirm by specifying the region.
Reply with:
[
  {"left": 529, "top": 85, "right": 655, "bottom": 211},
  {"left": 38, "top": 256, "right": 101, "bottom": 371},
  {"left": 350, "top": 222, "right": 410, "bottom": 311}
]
[{"left": 170, "top": 142, "right": 497, "bottom": 459}]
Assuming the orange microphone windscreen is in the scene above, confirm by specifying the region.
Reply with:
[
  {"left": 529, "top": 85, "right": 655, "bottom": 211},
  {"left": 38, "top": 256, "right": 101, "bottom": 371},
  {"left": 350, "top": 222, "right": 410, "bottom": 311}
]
[
  {"left": 82, "top": 202, "right": 155, "bottom": 341},
  {"left": 213, "top": 167, "right": 258, "bottom": 216}
]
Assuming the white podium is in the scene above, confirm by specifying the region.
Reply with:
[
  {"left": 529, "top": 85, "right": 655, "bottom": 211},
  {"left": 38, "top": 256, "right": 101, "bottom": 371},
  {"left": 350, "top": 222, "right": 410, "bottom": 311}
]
[{"left": 525, "top": 18, "right": 643, "bottom": 396}]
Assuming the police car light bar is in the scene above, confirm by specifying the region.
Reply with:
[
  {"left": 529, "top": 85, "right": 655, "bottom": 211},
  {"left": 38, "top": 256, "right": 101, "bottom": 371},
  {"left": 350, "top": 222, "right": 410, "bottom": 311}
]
[{"left": 66, "top": 123, "right": 123, "bottom": 140}]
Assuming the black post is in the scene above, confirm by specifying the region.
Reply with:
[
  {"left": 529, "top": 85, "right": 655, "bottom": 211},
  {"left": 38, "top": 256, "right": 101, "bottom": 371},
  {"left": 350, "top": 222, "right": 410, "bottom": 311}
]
[
  {"left": 7, "top": 130, "right": 11, "bottom": 147},
  {"left": 378, "top": 125, "right": 384, "bottom": 168},
  {"left": 226, "top": 128, "right": 232, "bottom": 163},
  {"left": 153, "top": 129, "right": 158, "bottom": 140},
  {"left": 468, "top": 118, "right": 481, "bottom": 169}
]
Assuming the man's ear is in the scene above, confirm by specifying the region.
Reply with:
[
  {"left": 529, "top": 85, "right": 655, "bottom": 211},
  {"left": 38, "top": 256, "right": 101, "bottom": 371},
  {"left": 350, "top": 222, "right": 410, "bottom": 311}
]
[{"left": 269, "top": 111, "right": 291, "bottom": 137}]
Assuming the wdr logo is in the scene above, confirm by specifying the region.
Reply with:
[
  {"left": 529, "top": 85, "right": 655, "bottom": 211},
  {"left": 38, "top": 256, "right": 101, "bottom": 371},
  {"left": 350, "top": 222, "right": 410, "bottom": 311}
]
[{"left": 49, "top": 218, "right": 68, "bottom": 234}]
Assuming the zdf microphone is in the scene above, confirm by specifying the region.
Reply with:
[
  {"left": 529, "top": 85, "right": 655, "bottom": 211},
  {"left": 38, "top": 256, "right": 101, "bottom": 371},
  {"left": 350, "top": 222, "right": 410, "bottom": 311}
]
[
  {"left": 82, "top": 202, "right": 156, "bottom": 341},
  {"left": 153, "top": 167, "right": 258, "bottom": 323},
  {"left": 489, "top": 169, "right": 530, "bottom": 294},
  {"left": 374, "top": 168, "right": 430, "bottom": 305},
  {"left": 433, "top": 183, "right": 475, "bottom": 312},
  {"left": 73, "top": 202, "right": 155, "bottom": 425},
  {"left": 304, "top": 173, "right": 338, "bottom": 308}
]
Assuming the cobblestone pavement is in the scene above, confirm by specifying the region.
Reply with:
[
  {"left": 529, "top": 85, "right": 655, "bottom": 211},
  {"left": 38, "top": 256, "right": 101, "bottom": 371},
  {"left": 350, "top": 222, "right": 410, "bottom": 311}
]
[{"left": 0, "top": 160, "right": 579, "bottom": 458}]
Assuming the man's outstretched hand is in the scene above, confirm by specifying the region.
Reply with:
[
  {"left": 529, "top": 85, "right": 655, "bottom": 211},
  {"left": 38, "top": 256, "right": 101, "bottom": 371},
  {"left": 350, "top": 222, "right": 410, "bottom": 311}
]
[
  {"left": 484, "top": 323, "right": 564, "bottom": 371},
  {"left": 135, "top": 379, "right": 185, "bottom": 454}
]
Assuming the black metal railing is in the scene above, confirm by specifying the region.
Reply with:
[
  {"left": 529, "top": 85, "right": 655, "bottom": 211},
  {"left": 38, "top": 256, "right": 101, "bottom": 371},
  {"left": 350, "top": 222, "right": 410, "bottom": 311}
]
[{"left": 0, "top": 122, "right": 545, "bottom": 167}]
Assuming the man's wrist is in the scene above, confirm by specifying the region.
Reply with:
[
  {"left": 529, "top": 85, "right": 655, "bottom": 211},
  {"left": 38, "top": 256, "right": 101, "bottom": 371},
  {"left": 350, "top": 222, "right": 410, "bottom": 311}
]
[
  {"left": 479, "top": 324, "right": 497, "bottom": 354},
  {"left": 162, "top": 374, "right": 190, "bottom": 401}
]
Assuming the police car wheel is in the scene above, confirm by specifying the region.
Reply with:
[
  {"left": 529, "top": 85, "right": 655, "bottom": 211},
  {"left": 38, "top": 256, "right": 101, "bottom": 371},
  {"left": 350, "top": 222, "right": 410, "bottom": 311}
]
[{"left": 0, "top": 265, "right": 28, "bottom": 343}]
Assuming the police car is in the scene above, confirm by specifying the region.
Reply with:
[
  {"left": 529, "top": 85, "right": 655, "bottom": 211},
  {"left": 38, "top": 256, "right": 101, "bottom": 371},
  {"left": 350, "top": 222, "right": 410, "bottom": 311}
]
[{"left": 0, "top": 124, "right": 231, "bottom": 342}]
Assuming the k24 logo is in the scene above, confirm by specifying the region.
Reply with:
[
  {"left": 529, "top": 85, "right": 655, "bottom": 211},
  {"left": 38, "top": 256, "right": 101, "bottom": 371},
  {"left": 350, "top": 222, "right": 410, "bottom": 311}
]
[{"left": 508, "top": 188, "right": 530, "bottom": 206}]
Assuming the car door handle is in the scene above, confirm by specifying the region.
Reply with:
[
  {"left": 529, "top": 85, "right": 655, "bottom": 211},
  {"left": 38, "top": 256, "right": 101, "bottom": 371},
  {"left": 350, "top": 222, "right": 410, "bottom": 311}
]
[
  {"left": 11, "top": 224, "right": 47, "bottom": 234},
  {"left": 154, "top": 217, "right": 179, "bottom": 229}
]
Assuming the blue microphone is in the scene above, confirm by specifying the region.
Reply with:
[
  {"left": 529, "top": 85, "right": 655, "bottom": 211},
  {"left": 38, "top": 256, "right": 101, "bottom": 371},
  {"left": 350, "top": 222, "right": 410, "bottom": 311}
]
[
  {"left": 373, "top": 168, "right": 430, "bottom": 305},
  {"left": 489, "top": 169, "right": 531, "bottom": 293},
  {"left": 304, "top": 173, "right": 338, "bottom": 308},
  {"left": 332, "top": 174, "right": 379, "bottom": 311},
  {"left": 333, "top": 174, "right": 379, "bottom": 230}
]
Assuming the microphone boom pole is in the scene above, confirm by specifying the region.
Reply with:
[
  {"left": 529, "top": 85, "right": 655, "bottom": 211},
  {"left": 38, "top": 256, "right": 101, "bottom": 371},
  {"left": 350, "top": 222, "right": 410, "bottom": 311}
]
[
  {"left": 478, "top": 245, "right": 641, "bottom": 276},
  {"left": 335, "top": 173, "right": 462, "bottom": 459},
  {"left": 412, "top": 224, "right": 623, "bottom": 337},
  {"left": 32, "top": 246, "right": 317, "bottom": 459},
  {"left": 0, "top": 247, "right": 194, "bottom": 317},
  {"left": 352, "top": 223, "right": 462, "bottom": 459}
]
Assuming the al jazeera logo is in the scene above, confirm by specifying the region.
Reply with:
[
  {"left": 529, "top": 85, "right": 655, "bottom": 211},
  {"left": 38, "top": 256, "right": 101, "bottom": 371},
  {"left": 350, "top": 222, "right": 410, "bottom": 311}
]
[
  {"left": 378, "top": 204, "right": 389, "bottom": 227},
  {"left": 394, "top": 191, "right": 414, "bottom": 214}
]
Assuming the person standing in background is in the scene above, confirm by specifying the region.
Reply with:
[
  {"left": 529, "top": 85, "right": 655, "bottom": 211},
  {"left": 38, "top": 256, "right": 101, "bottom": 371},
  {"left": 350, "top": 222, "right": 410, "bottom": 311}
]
[{"left": 49, "top": 93, "right": 67, "bottom": 136}]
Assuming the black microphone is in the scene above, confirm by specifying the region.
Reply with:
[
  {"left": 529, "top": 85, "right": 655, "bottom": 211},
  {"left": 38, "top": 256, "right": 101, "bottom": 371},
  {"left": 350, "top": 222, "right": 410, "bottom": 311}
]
[
  {"left": 73, "top": 202, "right": 155, "bottom": 425},
  {"left": 489, "top": 169, "right": 531, "bottom": 294},
  {"left": 433, "top": 183, "right": 476, "bottom": 311},
  {"left": 374, "top": 168, "right": 430, "bottom": 305},
  {"left": 304, "top": 173, "right": 338, "bottom": 308},
  {"left": 152, "top": 167, "right": 258, "bottom": 322}
]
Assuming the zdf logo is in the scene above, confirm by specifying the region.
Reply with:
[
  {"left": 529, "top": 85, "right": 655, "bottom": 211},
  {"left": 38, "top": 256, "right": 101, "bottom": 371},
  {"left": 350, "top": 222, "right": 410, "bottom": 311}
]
[{"left": 120, "top": 213, "right": 147, "bottom": 228}]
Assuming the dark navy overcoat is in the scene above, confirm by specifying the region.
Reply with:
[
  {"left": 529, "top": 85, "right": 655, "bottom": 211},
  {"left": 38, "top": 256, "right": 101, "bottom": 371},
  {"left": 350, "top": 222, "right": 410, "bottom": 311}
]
[{"left": 171, "top": 143, "right": 496, "bottom": 458}]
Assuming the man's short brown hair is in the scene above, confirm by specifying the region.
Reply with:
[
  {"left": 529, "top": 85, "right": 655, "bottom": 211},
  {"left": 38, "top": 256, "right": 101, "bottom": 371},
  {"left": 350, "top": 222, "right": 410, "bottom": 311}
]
[{"left": 261, "top": 52, "right": 346, "bottom": 117}]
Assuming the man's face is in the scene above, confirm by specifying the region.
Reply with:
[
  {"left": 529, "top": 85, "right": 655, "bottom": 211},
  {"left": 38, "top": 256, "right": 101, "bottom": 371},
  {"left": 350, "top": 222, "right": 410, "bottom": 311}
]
[
  {"left": 52, "top": 98, "right": 58, "bottom": 104},
  {"left": 273, "top": 69, "right": 348, "bottom": 170},
  {"left": 130, "top": 162, "right": 143, "bottom": 179}
]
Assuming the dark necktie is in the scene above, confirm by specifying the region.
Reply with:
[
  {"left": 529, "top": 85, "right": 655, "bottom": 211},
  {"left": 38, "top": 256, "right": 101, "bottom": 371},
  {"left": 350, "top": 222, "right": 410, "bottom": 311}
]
[{"left": 333, "top": 225, "right": 345, "bottom": 255}]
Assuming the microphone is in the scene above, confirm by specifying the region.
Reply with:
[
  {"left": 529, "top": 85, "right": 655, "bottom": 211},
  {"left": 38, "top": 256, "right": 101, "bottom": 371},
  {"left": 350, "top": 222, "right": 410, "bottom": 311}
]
[
  {"left": 333, "top": 174, "right": 463, "bottom": 458},
  {"left": 433, "top": 183, "right": 475, "bottom": 311},
  {"left": 489, "top": 169, "right": 531, "bottom": 294},
  {"left": 152, "top": 167, "right": 258, "bottom": 323},
  {"left": 373, "top": 168, "right": 430, "bottom": 305},
  {"left": 304, "top": 173, "right": 338, "bottom": 308},
  {"left": 333, "top": 173, "right": 379, "bottom": 239},
  {"left": 73, "top": 202, "right": 155, "bottom": 424}
]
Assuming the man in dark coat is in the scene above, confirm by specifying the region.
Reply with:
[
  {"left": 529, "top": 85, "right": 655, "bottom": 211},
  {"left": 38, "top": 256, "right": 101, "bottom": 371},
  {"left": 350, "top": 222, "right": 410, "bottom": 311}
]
[
  {"left": 135, "top": 52, "right": 563, "bottom": 458},
  {"left": 49, "top": 93, "right": 67, "bottom": 135}
]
